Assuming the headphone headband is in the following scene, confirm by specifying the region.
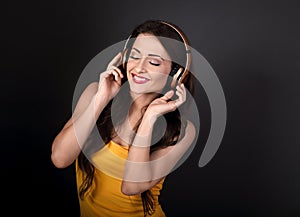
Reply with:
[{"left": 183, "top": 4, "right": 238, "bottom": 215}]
[
  {"left": 160, "top": 21, "right": 191, "bottom": 87},
  {"left": 122, "top": 21, "right": 191, "bottom": 88}
]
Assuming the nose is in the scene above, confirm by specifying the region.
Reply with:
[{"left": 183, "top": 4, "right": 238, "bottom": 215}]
[{"left": 134, "top": 57, "right": 147, "bottom": 73}]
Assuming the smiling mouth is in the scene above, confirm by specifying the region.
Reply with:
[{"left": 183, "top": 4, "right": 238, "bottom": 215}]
[{"left": 131, "top": 73, "right": 150, "bottom": 84}]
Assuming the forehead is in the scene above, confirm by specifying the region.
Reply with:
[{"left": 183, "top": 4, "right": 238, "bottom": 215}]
[{"left": 131, "top": 33, "right": 171, "bottom": 60}]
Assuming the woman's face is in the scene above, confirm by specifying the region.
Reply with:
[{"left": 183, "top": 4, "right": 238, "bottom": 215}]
[{"left": 126, "top": 33, "right": 172, "bottom": 95}]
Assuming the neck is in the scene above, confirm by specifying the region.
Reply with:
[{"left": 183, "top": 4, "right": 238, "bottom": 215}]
[
  {"left": 114, "top": 92, "right": 159, "bottom": 145},
  {"left": 129, "top": 91, "right": 158, "bottom": 111}
]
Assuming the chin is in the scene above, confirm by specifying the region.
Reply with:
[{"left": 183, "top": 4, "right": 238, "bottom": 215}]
[{"left": 129, "top": 87, "right": 148, "bottom": 95}]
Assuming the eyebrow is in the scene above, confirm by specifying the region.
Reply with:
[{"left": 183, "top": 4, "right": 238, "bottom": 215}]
[{"left": 132, "top": 47, "right": 165, "bottom": 61}]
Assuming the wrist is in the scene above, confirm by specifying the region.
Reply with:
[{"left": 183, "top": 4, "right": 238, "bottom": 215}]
[
  {"left": 142, "top": 111, "right": 158, "bottom": 127},
  {"left": 92, "top": 93, "right": 110, "bottom": 120},
  {"left": 132, "top": 113, "right": 155, "bottom": 143},
  {"left": 95, "top": 91, "right": 110, "bottom": 106}
]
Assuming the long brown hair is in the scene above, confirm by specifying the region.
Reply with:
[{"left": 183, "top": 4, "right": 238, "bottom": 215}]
[{"left": 78, "top": 19, "right": 195, "bottom": 216}]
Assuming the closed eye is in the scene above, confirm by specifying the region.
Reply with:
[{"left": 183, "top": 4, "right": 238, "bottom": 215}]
[
  {"left": 148, "top": 58, "right": 161, "bottom": 66},
  {"left": 149, "top": 62, "right": 160, "bottom": 66}
]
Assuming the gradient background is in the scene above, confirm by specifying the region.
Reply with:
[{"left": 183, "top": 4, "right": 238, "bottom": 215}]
[{"left": 4, "top": 0, "right": 300, "bottom": 216}]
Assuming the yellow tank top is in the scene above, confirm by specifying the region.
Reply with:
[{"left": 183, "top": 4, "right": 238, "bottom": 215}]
[{"left": 76, "top": 140, "right": 166, "bottom": 217}]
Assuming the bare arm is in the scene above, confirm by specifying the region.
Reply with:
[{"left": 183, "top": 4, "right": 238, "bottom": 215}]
[
  {"left": 121, "top": 115, "right": 196, "bottom": 195},
  {"left": 51, "top": 52, "right": 123, "bottom": 168},
  {"left": 51, "top": 82, "right": 108, "bottom": 168},
  {"left": 121, "top": 85, "right": 196, "bottom": 195}
]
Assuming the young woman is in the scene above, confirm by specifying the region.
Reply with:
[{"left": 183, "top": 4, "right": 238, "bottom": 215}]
[{"left": 51, "top": 20, "right": 196, "bottom": 217}]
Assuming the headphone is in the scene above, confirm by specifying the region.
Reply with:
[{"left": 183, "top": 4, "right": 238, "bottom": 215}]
[{"left": 121, "top": 21, "right": 191, "bottom": 89}]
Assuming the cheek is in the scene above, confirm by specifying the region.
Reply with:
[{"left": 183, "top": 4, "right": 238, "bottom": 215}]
[
  {"left": 149, "top": 65, "right": 171, "bottom": 81},
  {"left": 151, "top": 72, "right": 169, "bottom": 86},
  {"left": 162, "top": 64, "right": 172, "bottom": 76},
  {"left": 126, "top": 62, "right": 134, "bottom": 73},
  {"left": 154, "top": 65, "right": 171, "bottom": 87},
  {"left": 126, "top": 62, "right": 136, "bottom": 79}
]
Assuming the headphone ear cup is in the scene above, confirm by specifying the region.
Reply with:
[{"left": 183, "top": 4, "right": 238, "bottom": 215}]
[
  {"left": 121, "top": 49, "right": 128, "bottom": 69},
  {"left": 170, "top": 63, "right": 181, "bottom": 88},
  {"left": 170, "top": 67, "right": 184, "bottom": 89},
  {"left": 170, "top": 63, "right": 180, "bottom": 77}
]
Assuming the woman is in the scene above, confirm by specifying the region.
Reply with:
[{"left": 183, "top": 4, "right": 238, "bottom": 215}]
[{"left": 51, "top": 20, "right": 196, "bottom": 217}]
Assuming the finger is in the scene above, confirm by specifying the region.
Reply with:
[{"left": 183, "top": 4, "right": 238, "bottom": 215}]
[
  {"left": 174, "top": 92, "right": 186, "bottom": 107},
  {"left": 111, "top": 69, "right": 120, "bottom": 81},
  {"left": 176, "top": 83, "right": 184, "bottom": 95},
  {"left": 161, "top": 90, "right": 174, "bottom": 101},
  {"left": 177, "top": 83, "right": 186, "bottom": 101},
  {"left": 181, "top": 83, "right": 185, "bottom": 91},
  {"left": 99, "top": 70, "right": 111, "bottom": 82},
  {"left": 176, "top": 83, "right": 185, "bottom": 91},
  {"left": 176, "top": 85, "right": 183, "bottom": 95},
  {"left": 174, "top": 85, "right": 186, "bottom": 107},
  {"left": 107, "top": 52, "right": 122, "bottom": 69},
  {"left": 174, "top": 98, "right": 184, "bottom": 108},
  {"left": 181, "top": 83, "right": 186, "bottom": 101},
  {"left": 110, "top": 66, "right": 124, "bottom": 78},
  {"left": 100, "top": 70, "right": 118, "bottom": 83},
  {"left": 175, "top": 89, "right": 183, "bottom": 102}
]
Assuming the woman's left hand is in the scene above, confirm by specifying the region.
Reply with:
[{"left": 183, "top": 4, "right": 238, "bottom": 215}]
[{"left": 145, "top": 83, "right": 186, "bottom": 119}]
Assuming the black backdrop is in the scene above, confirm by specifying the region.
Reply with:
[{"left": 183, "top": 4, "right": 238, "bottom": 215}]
[{"left": 4, "top": 0, "right": 300, "bottom": 216}]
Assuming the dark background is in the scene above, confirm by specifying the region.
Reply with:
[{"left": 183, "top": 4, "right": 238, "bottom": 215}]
[{"left": 4, "top": 0, "right": 300, "bottom": 216}]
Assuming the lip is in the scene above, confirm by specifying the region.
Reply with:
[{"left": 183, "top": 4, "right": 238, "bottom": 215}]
[{"left": 131, "top": 73, "right": 150, "bottom": 84}]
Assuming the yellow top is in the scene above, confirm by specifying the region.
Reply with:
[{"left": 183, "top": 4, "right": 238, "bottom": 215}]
[{"left": 76, "top": 140, "right": 166, "bottom": 217}]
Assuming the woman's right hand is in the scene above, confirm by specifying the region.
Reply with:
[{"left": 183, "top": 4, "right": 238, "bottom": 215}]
[{"left": 97, "top": 52, "right": 124, "bottom": 102}]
